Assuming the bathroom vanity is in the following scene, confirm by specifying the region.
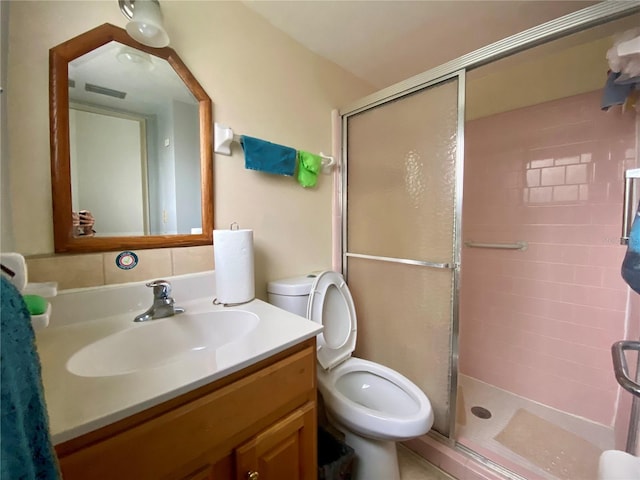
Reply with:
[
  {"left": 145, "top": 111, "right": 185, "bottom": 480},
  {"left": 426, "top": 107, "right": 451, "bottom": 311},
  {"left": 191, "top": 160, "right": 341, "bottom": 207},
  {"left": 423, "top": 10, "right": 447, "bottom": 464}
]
[
  {"left": 55, "top": 339, "right": 317, "bottom": 479},
  {"left": 36, "top": 272, "right": 322, "bottom": 480}
]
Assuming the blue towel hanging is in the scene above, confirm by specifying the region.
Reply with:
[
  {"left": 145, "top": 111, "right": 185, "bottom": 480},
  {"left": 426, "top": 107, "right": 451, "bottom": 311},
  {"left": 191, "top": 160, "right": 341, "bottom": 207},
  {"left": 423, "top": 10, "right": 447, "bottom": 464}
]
[
  {"left": 622, "top": 200, "right": 640, "bottom": 294},
  {"left": 0, "top": 277, "right": 60, "bottom": 479},
  {"left": 240, "top": 135, "right": 297, "bottom": 176},
  {"left": 601, "top": 71, "right": 634, "bottom": 110}
]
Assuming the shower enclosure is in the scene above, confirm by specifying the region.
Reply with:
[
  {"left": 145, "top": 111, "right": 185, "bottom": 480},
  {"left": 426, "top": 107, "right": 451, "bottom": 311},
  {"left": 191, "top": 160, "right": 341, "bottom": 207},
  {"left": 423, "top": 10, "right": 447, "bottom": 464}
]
[{"left": 340, "top": 4, "right": 640, "bottom": 480}]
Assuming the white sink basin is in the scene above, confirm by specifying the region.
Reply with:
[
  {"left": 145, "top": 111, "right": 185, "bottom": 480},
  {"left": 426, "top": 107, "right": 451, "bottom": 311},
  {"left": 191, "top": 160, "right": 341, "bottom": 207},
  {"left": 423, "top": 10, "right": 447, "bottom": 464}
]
[{"left": 66, "top": 310, "right": 260, "bottom": 377}]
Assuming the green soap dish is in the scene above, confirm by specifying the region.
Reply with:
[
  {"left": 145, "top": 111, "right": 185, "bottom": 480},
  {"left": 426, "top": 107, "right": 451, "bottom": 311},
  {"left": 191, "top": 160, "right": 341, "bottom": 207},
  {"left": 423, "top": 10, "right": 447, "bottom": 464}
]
[{"left": 23, "top": 294, "right": 48, "bottom": 316}]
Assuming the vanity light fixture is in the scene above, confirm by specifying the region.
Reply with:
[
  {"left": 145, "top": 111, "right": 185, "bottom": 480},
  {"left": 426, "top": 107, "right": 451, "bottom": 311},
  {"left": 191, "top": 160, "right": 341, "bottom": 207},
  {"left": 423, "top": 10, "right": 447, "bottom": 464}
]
[
  {"left": 116, "top": 46, "right": 155, "bottom": 71},
  {"left": 118, "top": 0, "right": 169, "bottom": 48}
]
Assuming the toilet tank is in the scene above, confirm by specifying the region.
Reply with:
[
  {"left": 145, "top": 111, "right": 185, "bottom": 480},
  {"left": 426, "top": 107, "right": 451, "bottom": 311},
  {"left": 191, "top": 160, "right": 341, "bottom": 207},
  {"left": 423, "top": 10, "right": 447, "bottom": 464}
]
[{"left": 266, "top": 274, "right": 316, "bottom": 317}]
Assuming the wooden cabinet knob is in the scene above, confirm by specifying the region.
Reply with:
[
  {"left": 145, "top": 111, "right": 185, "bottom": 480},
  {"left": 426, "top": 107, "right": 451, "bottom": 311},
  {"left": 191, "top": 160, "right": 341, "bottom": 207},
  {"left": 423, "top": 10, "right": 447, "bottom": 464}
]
[{"left": 247, "top": 472, "right": 259, "bottom": 480}]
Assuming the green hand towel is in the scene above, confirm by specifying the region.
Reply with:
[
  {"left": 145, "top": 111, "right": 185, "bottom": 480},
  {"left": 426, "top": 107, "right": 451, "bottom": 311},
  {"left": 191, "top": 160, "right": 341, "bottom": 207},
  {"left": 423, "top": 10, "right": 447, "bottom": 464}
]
[{"left": 297, "top": 151, "right": 322, "bottom": 188}]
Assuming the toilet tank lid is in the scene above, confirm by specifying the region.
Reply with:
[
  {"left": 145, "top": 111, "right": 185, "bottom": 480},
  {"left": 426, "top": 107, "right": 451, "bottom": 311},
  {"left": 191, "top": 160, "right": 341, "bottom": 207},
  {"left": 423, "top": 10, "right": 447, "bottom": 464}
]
[{"left": 267, "top": 274, "right": 318, "bottom": 296}]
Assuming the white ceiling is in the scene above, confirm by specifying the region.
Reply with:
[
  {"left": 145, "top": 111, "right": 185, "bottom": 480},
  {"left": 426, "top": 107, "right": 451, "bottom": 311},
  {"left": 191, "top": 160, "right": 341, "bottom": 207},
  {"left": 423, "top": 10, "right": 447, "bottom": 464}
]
[
  {"left": 242, "top": 0, "right": 598, "bottom": 89},
  {"left": 69, "top": 41, "right": 197, "bottom": 114}
]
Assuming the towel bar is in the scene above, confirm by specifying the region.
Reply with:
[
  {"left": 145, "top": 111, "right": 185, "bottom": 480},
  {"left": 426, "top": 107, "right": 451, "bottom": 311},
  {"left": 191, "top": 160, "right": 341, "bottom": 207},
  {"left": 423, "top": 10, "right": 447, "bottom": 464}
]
[
  {"left": 213, "top": 123, "right": 335, "bottom": 173},
  {"left": 464, "top": 241, "right": 528, "bottom": 251}
]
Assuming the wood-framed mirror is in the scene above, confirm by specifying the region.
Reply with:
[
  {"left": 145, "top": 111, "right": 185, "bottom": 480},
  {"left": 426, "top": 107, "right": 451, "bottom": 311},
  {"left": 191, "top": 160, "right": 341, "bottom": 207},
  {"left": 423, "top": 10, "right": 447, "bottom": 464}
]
[{"left": 50, "top": 23, "right": 213, "bottom": 253}]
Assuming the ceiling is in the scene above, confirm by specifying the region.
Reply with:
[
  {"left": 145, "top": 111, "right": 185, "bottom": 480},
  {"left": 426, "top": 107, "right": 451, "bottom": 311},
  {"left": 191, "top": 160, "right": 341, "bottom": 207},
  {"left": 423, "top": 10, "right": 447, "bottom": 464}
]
[
  {"left": 69, "top": 42, "right": 196, "bottom": 114},
  {"left": 242, "top": 0, "right": 598, "bottom": 89}
]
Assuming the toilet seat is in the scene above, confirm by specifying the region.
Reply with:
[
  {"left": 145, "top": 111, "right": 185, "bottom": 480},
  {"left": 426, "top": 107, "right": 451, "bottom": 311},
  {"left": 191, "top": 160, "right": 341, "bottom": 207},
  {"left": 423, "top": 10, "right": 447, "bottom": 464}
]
[{"left": 307, "top": 271, "right": 357, "bottom": 370}]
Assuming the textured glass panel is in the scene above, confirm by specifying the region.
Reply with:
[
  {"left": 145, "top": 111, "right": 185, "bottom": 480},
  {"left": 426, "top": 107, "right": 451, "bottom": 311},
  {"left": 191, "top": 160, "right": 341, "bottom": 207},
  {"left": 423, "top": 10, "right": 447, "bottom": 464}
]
[
  {"left": 347, "top": 78, "right": 458, "bottom": 263},
  {"left": 347, "top": 257, "right": 454, "bottom": 435}
]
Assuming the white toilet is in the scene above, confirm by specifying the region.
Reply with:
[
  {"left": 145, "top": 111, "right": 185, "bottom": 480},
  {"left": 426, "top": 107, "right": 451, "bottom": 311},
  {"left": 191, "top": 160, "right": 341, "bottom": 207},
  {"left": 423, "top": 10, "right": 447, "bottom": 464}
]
[
  {"left": 267, "top": 271, "right": 434, "bottom": 480},
  {"left": 598, "top": 450, "right": 640, "bottom": 480}
]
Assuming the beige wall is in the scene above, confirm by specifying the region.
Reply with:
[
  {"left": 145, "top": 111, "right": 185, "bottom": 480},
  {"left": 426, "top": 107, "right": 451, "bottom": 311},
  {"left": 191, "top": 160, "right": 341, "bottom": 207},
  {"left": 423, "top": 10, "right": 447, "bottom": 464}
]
[
  {"left": 6, "top": 1, "right": 373, "bottom": 296},
  {"left": 466, "top": 14, "right": 640, "bottom": 120},
  {"left": 1, "top": 0, "right": 12, "bottom": 252},
  {"left": 467, "top": 37, "right": 609, "bottom": 121}
]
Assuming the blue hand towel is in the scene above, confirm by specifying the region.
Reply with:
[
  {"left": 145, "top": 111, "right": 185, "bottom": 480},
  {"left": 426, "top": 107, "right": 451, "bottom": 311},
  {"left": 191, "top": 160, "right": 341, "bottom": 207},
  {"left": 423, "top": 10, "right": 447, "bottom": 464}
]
[
  {"left": 622, "top": 200, "right": 640, "bottom": 294},
  {"left": 1, "top": 277, "right": 60, "bottom": 480},
  {"left": 240, "top": 135, "right": 297, "bottom": 176}
]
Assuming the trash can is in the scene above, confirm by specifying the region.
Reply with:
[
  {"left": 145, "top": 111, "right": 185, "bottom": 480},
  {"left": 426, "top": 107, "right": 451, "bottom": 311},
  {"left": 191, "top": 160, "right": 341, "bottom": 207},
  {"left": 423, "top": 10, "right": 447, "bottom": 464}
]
[{"left": 317, "top": 426, "right": 355, "bottom": 480}]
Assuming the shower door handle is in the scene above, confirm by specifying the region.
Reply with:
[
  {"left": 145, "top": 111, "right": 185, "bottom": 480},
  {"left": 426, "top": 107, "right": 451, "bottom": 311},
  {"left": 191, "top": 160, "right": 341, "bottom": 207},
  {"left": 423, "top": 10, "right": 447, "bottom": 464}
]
[
  {"left": 345, "top": 252, "right": 455, "bottom": 270},
  {"left": 621, "top": 168, "right": 640, "bottom": 245},
  {"left": 612, "top": 340, "right": 640, "bottom": 398}
]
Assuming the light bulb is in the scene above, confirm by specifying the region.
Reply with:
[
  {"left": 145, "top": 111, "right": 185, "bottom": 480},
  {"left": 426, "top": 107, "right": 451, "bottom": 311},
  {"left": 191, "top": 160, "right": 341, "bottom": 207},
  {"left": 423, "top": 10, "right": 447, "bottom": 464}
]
[{"left": 136, "top": 22, "right": 159, "bottom": 38}]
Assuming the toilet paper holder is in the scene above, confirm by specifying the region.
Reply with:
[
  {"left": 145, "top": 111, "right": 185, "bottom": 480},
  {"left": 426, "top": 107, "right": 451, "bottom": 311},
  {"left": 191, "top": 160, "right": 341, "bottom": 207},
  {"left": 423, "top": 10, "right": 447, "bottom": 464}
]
[{"left": 213, "top": 223, "right": 255, "bottom": 307}]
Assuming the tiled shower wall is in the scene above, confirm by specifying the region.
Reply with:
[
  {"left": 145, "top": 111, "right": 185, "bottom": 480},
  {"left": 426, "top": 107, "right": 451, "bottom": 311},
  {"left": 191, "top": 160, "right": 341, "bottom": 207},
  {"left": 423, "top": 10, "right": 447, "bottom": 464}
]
[{"left": 460, "top": 90, "right": 638, "bottom": 426}]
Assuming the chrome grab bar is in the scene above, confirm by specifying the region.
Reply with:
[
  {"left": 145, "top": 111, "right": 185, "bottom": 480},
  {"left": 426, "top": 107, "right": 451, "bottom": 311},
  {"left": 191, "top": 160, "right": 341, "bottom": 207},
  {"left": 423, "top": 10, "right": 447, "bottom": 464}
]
[
  {"left": 621, "top": 168, "right": 640, "bottom": 245},
  {"left": 464, "top": 241, "right": 528, "bottom": 251},
  {"left": 612, "top": 340, "right": 640, "bottom": 397},
  {"left": 612, "top": 340, "right": 640, "bottom": 454}
]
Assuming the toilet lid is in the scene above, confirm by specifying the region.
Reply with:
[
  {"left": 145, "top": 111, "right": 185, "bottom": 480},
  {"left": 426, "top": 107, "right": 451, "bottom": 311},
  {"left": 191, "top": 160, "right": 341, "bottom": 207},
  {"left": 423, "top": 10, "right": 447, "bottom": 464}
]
[{"left": 307, "top": 271, "right": 357, "bottom": 370}]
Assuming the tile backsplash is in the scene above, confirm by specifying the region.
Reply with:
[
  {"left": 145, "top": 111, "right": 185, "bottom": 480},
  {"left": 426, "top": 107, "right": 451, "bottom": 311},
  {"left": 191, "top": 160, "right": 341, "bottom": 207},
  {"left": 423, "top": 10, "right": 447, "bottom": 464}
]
[{"left": 26, "top": 245, "right": 214, "bottom": 290}]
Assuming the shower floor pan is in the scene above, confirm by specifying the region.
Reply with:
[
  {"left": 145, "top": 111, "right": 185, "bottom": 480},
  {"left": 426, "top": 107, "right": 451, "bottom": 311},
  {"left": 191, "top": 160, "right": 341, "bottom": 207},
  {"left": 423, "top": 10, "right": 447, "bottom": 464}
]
[{"left": 456, "top": 374, "right": 613, "bottom": 480}]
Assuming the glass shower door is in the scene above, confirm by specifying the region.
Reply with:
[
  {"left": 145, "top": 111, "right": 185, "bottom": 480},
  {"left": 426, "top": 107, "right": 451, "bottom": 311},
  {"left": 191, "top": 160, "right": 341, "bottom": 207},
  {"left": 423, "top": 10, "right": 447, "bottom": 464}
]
[{"left": 343, "top": 74, "right": 463, "bottom": 436}]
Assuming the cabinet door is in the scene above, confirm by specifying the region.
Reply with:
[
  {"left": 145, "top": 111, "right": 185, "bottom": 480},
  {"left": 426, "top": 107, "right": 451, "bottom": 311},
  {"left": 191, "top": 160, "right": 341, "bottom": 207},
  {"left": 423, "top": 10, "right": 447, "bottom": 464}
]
[
  {"left": 181, "top": 458, "right": 233, "bottom": 480},
  {"left": 182, "top": 465, "right": 214, "bottom": 480},
  {"left": 236, "top": 402, "right": 316, "bottom": 480}
]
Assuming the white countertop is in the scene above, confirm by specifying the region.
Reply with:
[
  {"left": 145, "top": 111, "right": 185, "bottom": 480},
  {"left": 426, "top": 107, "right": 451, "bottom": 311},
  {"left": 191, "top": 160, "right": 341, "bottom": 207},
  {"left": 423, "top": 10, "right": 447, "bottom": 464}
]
[{"left": 35, "top": 272, "right": 322, "bottom": 445}]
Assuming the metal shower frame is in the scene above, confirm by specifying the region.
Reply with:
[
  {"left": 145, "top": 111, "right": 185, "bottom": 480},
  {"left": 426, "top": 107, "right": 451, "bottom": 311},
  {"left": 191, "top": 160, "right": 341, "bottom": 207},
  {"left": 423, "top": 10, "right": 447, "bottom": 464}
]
[{"left": 338, "top": 1, "right": 640, "bottom": 476}]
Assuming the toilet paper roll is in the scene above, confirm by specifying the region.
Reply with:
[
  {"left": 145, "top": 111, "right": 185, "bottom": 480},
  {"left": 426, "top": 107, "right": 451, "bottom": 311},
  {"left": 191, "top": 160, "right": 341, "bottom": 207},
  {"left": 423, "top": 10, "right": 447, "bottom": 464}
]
[{"left": 213, "top": 228, "right": 255, "bottom": 305}]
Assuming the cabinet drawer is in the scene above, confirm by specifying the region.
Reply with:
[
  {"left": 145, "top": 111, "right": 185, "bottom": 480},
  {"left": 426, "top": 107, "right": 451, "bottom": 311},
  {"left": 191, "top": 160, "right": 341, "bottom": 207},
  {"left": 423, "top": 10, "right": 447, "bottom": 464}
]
[{"left": 58, "top": 346, "right": 316, "bottom": 480}]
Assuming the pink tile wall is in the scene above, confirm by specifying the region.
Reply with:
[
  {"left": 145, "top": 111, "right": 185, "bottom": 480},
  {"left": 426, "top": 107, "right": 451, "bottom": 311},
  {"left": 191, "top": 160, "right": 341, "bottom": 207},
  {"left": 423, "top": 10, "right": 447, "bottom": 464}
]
[{"left": 460, "top": 90, "right": 638, "bottom": 426}]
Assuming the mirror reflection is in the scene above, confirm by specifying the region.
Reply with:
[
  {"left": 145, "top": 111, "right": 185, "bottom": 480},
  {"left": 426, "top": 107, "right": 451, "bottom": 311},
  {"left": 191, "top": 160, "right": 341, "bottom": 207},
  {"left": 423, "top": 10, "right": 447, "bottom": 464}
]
[{"left": 68, "top": 41, "right": 202, "bottom": 237}]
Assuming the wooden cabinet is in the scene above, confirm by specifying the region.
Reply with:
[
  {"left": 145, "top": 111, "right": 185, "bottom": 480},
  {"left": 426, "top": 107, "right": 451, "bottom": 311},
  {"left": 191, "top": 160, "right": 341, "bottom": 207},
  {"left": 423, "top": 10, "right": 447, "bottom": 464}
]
[
  {"left": 182, "top": 465, "right": 216, "bottom": 480},
  {"left": 236, "top": 402, "right": 316, "bottom": 480},
  {"left": 55, "top": 339, "right": 317, "bottom": 480}
]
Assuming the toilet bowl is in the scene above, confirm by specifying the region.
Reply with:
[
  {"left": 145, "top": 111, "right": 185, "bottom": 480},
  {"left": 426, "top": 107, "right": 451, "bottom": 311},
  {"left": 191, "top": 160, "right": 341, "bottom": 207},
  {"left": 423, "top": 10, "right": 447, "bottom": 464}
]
[
  {"left": 317, "top": 357, "right": 434, "bottom": 441},
  {"left": 267, "top": 271, "right": 434, "bottom": 480}
]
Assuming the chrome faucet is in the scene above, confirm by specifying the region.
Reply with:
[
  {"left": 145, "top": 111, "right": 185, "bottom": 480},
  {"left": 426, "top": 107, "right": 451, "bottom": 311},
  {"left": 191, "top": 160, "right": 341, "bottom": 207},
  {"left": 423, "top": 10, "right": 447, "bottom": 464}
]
[{"left": 134, "top": 280, "right": 185, "bottom": 322}]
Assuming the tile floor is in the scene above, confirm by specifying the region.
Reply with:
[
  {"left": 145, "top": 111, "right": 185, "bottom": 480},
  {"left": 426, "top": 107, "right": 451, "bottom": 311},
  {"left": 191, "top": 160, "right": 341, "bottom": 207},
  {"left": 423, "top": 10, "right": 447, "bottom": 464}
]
[{"left": 399, "top": 445, "right": 457, "bottom": 480}]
